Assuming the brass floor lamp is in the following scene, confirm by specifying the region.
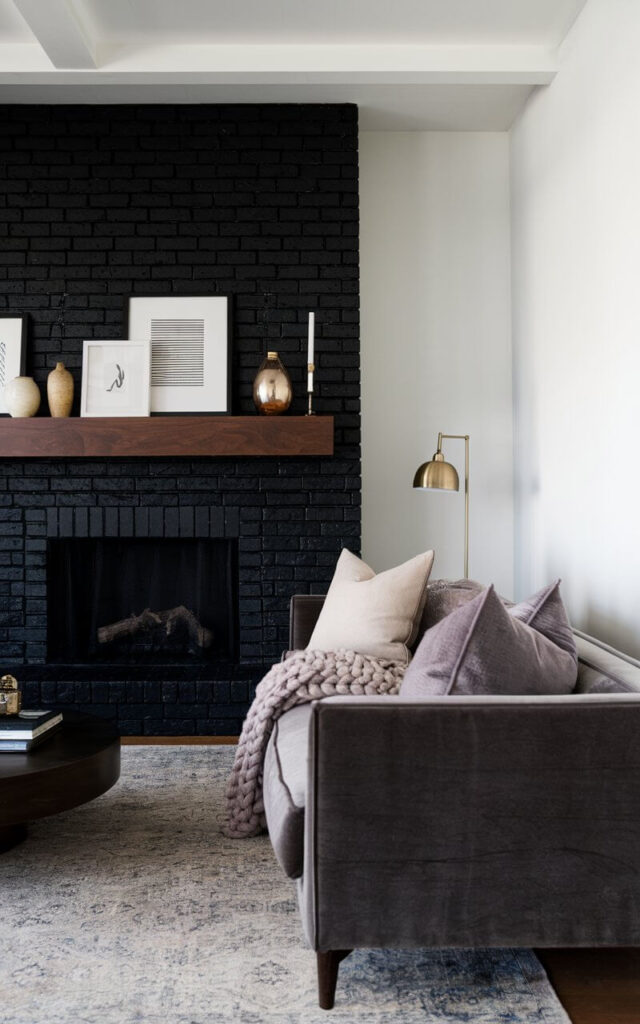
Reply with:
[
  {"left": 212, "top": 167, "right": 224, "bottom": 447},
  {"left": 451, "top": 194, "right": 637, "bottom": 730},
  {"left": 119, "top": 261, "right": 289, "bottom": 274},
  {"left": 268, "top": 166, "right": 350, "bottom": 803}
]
[{"left": 413, "top": 432, "right": 470, "bottom": 578}]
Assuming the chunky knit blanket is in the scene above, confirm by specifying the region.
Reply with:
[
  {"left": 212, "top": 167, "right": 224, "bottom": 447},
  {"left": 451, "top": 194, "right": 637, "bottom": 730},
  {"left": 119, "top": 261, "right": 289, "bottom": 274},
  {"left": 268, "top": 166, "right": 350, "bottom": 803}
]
[{"left": 225, "top": 648, "right": 405, "bottom": 838}]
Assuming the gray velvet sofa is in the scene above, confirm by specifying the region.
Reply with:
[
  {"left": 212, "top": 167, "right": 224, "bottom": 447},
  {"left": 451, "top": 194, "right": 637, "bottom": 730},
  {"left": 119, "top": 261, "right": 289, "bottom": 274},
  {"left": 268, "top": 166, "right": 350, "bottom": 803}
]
[{"left": 263, "top": 594, "right": 640, "bottom": 1009}]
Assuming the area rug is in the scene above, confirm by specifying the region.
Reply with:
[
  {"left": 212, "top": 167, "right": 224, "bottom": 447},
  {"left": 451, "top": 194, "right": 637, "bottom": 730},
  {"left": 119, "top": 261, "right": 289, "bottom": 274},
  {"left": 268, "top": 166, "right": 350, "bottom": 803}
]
[{"left": 2, "top": 746, "right": 570, "bottom": 1024}]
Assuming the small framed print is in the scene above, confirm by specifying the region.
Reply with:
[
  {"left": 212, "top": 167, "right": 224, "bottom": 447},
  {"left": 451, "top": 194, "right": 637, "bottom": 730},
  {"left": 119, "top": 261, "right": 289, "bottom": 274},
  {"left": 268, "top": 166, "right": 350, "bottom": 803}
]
[
  {"left": 0, "top": 315, "right": 27, "bottom": 416},
  {"left": 128, "top": 296, "right": 230, "bottom": 414},
  {"left": 81, "top": 340, "right": 150, "bottom": 418}
]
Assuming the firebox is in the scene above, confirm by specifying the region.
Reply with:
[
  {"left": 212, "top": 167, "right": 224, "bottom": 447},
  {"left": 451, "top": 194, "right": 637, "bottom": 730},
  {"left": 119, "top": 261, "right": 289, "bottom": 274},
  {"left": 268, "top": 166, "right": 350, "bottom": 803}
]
[{"left": 47, "top": 538, "right": 238, "bottom": 665}]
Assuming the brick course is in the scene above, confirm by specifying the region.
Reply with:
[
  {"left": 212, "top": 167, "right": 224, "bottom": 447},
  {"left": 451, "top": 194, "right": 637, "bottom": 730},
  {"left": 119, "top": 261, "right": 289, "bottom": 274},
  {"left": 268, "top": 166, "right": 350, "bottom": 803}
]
[{"left": 0, "top": 104, "right": 360, "bottom": 734}]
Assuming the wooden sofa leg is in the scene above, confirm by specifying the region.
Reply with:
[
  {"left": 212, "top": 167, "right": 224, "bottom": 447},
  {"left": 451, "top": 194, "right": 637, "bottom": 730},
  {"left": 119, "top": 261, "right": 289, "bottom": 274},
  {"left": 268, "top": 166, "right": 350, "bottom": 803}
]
[{"left": 317, "top": 950, "right": 352, "bottom": 1010}]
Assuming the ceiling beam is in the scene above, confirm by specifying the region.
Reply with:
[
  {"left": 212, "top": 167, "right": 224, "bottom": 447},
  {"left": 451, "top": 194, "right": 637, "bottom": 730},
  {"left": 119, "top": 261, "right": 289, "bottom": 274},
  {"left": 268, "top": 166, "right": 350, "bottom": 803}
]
[
  {"left": 0, "top": 42, "right": 557, "bottom": 83},
  {"left": 13, "top": 0, "right": 97, "bottom": 69}
]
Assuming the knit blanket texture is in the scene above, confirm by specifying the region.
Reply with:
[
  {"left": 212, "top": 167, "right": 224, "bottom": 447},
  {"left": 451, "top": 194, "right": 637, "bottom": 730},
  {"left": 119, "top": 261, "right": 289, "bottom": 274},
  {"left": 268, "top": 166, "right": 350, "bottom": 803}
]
[{"left": 225, "top": 648, "right": 405, "bottom": 838}]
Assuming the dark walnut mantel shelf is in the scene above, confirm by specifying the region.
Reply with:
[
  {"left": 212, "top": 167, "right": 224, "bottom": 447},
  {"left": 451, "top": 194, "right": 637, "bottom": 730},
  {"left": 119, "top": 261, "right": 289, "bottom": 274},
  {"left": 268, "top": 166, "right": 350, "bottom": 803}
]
[{"left": 0, "top": 415, "right": 334, "bottom": 459}]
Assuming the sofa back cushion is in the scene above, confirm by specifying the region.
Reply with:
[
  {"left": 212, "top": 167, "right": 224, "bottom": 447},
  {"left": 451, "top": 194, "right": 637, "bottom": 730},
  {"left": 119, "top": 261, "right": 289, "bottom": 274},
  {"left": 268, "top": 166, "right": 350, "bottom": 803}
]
[
  {"left": 307, "top": 548, "right": 434, "bottom": 665},
  {"left": 401, "top": 584, "right": 578, "bottom": 697},
  {"left": 289, "top": 585, "right": 638, "bottom": 694}
]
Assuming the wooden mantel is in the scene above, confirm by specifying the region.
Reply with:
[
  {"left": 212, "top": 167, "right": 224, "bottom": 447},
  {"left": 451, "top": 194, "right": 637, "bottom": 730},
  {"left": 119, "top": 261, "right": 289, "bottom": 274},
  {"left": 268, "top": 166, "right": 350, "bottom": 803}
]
[{"left": 0, "top": 415, "right": 334, "bottom": 459}]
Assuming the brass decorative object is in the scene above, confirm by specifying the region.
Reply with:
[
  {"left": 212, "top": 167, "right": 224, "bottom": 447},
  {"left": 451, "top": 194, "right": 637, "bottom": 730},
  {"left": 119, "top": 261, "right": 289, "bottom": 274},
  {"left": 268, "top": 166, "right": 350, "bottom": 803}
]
[
  {"left": 307, "top": 363, "right": 316, "bottom": 416},
  {"left": 253, "top": 351, "right": 292, "bottom": 415},
  {"left": 413, "top": 432, "right": 470, "bottom": 578},
  {"left": 47, "top": 361, "right": 74, "bottom": 417},
  {"left": 0, "top": 674, "right": 21, "bottom": 716},
  {"left": 306, "top": 311, "right": 316, "bottom": 415}
]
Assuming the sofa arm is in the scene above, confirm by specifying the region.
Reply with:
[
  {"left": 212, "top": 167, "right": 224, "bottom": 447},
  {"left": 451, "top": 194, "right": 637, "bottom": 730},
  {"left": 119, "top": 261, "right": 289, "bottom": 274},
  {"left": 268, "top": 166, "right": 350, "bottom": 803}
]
[{"left": 300, "top": 694, "right": 640, "bottom": 952}]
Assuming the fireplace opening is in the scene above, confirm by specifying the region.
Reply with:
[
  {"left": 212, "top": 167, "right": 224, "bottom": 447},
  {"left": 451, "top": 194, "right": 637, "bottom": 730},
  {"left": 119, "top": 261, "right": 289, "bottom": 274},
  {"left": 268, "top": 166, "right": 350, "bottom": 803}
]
[{"left": 47, "top": 538, "right": 238, "bottom": 665}]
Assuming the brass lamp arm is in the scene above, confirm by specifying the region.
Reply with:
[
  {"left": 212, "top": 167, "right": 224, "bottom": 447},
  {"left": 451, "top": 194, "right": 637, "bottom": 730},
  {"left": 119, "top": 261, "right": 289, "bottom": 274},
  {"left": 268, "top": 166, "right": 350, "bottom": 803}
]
[{"left": 437, "top": 432, "right": 470, "bottom": 447}]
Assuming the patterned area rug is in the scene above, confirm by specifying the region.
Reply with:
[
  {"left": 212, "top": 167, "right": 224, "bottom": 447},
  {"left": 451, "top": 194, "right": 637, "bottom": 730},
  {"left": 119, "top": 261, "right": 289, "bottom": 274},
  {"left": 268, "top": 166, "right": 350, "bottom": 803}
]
[{"left": 2, "top": 746, "right": 570, "bottom": 1024}]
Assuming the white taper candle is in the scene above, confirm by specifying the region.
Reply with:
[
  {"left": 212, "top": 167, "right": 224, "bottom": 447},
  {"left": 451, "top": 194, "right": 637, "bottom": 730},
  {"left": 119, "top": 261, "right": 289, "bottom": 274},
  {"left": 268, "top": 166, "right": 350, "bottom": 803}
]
[{"left": 307, "top": 312, "right": 315, "bottom": 392}]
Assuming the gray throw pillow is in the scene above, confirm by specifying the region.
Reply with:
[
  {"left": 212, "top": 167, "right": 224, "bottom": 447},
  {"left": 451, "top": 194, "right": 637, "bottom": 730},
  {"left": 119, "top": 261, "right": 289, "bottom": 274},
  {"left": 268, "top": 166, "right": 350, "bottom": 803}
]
[
  {"left": 420, "top": 579, "right": 487, "bottom": 633},
  {"left": 401, "top": 584, "right": 578, "bottom": 697}
]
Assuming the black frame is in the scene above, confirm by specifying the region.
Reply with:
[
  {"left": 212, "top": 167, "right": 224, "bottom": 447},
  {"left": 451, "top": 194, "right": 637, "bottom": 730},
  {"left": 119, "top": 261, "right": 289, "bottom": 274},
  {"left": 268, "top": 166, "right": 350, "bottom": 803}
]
[
  {"left": 124, "top": 295, "right": 233, "bottom": 416},
  {"left": 0, "top": 313, "right": 28, "bottom": 417}
]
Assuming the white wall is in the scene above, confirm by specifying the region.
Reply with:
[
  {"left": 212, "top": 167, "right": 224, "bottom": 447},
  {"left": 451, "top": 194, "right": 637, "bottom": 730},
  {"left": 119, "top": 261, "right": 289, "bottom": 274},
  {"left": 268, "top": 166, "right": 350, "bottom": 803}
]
[
  {"left": 360, "top": 132, "right": 514, "bottom": 595},
  {"left": 511, "top": 0, "right": 640, "bottom": 656}
]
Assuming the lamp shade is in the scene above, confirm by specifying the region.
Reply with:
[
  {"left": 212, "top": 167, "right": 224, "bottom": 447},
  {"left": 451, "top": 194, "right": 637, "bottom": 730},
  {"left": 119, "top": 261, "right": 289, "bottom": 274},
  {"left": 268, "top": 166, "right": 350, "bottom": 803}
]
[{"left": 413, "top": 452, "right": 459, "bottom": 491}]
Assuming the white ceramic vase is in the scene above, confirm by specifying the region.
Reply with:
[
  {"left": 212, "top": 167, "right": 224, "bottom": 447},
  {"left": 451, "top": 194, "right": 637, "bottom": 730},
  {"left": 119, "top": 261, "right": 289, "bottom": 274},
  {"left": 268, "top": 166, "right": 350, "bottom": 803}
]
[{"left": 4, "top": 376, "right": 41, "bottom": 418}]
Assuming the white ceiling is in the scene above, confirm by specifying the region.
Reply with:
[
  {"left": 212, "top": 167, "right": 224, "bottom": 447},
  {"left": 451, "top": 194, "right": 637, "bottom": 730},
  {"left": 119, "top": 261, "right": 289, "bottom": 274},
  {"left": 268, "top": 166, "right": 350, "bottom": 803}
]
[
  {"left": 0, "top": 0, "right": 588, "bottom": 128},
  {"left": 82, "top": 0, "right": 584, "bottom": 47}
]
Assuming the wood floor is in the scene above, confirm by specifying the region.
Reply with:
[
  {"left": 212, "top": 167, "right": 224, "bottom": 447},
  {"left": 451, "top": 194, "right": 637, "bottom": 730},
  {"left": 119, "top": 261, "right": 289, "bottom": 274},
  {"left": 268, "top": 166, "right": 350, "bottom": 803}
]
[
  {"left": 537, "top": 949, "right": 640, "bottom": 1024},
  {"left": 123, "top": 741, "right": 640, "bottom": 1022}
]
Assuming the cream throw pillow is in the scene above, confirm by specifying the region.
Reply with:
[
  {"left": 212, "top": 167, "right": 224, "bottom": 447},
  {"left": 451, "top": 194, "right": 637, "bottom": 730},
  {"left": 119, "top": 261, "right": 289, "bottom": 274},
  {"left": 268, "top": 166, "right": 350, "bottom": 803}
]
[{"left": 307, "top": 548, "right": 435, "bottom": 665}]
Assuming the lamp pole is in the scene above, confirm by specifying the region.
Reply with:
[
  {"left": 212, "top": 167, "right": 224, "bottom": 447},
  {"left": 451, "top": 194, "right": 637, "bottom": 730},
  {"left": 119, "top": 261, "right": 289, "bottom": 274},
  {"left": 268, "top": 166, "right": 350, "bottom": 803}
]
[{"left": 436, "top": 435, "right": 469, "bottom": 578}]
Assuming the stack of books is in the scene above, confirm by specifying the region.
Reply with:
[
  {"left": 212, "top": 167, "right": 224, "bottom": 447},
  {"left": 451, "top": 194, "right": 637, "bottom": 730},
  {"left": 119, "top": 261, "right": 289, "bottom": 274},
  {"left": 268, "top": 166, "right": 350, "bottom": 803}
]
[{"left": 0, "top": 710, "right": 63, "bottom": 752}]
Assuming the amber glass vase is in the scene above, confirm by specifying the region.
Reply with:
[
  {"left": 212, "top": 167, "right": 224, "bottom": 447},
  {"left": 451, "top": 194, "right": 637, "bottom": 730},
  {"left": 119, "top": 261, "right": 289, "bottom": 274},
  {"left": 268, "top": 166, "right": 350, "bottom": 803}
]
[{"left": 252, "top": 351, "right": 293, "bottom": 415}]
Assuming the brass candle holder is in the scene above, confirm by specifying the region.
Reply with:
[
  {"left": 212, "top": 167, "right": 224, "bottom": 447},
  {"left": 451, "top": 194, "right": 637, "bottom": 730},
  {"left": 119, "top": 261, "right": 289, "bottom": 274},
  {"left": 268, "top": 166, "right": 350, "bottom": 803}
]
[
  {"left": 0, "top": 675, "right": 21, "bottom": 715},
  {"left": 307, "top": 362, "right": 316, "bottom": 416}
]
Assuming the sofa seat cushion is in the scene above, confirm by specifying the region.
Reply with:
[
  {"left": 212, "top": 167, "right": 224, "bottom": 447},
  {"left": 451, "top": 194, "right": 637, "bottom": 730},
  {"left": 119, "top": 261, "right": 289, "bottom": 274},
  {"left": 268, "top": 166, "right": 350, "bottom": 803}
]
[{"left": 263, "top": 704, "right": 311, "bottom": 879}]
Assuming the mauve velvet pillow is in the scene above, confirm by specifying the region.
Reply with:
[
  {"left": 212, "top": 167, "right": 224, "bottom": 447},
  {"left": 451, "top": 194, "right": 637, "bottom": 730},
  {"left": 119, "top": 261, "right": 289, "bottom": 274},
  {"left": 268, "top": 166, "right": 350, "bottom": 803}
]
[
  {"left": 418, "top": 578, "right": 514, "bottom": 642},
  {"left": 401, "top": 584, "right": 578, "bottom": 697},
  {"left": 508, "top": 579, "right": 577, "bottom": 661}
]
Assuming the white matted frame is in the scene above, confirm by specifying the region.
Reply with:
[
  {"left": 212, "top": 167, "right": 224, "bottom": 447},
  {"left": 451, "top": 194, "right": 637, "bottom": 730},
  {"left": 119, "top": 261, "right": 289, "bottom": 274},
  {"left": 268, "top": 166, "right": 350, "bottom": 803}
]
[
  {"left": 81, "top": 340, "right": 150, "bottom": 418},
  {"left": 0, "top": 315, "right": 27, "bottom": 416},
  {"left": 128, "top": 296, "right": 230, "bottom": 415}
]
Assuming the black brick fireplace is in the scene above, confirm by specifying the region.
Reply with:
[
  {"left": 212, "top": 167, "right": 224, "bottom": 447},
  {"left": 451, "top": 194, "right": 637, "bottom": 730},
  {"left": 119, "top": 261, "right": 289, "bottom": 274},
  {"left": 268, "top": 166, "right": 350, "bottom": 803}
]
[{"left": 0, "top": 103, "right": 360, "bottom": 734}]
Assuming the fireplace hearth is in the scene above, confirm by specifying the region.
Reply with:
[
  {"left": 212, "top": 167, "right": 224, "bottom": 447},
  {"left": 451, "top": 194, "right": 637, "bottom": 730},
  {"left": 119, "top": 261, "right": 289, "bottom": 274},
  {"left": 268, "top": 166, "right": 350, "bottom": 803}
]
[{"left": 47, "top": 538, "right": 238, "bottom": 667}]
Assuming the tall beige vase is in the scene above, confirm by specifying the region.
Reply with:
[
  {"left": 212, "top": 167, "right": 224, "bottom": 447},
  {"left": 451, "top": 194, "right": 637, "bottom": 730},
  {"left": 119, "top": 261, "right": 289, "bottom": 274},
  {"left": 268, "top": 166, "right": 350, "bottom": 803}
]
[{"left": 47, "top": 361, "right": 74, "bottom": 418}]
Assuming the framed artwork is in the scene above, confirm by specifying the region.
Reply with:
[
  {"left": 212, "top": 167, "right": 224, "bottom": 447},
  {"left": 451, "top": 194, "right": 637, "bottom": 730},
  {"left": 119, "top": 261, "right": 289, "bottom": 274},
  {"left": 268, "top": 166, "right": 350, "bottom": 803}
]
[
  {"left": 80, "top": 340, "right": 150, "bottom": 418},
  {"left": 0, "top": 315, "right": 27, "bottom": 416},
  {"left": 128, "top": 296, "right": 230, "bottom": 415}
]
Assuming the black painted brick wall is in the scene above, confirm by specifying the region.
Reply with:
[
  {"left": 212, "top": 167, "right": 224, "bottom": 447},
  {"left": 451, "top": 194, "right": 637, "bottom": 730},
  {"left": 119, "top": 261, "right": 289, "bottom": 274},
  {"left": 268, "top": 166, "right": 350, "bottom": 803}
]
[{"left": 0, "top": 104, "right": 360, "bottom": 735}]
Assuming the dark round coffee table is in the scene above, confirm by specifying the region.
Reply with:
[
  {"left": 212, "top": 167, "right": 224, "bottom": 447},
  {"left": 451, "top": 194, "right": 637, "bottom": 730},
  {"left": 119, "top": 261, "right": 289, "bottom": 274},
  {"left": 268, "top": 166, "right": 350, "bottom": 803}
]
[{"left": 0, "top": 711, "right": 120, "bottom": 853}]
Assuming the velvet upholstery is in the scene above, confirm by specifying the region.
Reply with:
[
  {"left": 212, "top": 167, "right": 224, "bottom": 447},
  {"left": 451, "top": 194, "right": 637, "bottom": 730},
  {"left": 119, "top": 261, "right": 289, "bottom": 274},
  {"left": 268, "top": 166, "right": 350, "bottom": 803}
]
[
  {"left": 400, "top": 585, "right": 577, "bottom": 697},
  {"left": 266, "top": 596, "right": 640, "bottom": 974},
  {"left": 574, "top": 632, "right": 640, "bottom": 693},
  {"left": 263, "top": 705, "right": 311, "bottom": 879},
  {"left": 300, "top": 694, "right": 640, "bottom": 951},
  {"left": 419, "top": 577, "right": 486, "bottom": 631},
  {"left": 509, "top": 579, "right": 577, "bottom": 658},
  {"left": 289, "top": 595, "right": 326, "bottom": 651}
]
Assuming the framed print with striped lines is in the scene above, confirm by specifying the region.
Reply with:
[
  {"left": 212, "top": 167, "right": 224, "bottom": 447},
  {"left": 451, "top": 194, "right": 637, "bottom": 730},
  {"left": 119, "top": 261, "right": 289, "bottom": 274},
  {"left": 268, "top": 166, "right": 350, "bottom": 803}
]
[{"left": 128, "top": 297, "right": 230, "bottom": 415}]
